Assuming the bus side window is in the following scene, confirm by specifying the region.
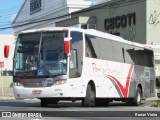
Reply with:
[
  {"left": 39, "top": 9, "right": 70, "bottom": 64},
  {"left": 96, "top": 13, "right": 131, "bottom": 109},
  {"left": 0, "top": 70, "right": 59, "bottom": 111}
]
[
  {"left": 70, "top": 49, "right": 77, "bottom": 69},
  {"left": 69, "top": 31, "right": 83, "bottom": 78},
  {"left": 124, "top": 47, "right": 135, "bottom": 64}
]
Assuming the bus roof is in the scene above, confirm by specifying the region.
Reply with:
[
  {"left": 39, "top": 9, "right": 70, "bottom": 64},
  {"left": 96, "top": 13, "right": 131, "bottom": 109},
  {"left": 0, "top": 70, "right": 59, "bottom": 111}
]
[{"left": 20, "top": 27, "right": 150, "bottom": 50}]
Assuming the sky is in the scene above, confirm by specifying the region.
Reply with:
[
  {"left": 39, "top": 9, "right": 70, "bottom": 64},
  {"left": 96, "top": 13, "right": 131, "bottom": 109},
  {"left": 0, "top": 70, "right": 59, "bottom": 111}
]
[{"left": 0, "top": 0, "right": 24, "bottom": 34}]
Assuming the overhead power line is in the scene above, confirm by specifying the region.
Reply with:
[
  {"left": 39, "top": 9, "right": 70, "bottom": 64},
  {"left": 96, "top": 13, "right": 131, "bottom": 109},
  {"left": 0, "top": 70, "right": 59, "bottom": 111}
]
[
  {"left": 0, "top": 13, "right": 71, "bottom": 31},
  {"left": 0, "top": 0, "right": 145, "bottom": 31}
]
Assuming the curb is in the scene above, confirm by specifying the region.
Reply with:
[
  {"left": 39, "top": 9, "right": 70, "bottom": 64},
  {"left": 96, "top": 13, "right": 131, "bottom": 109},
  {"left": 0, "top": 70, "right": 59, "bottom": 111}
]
[
  {"left": 146, "top": 97, "right": 159, "bottom": 101},
  {"left": 0, "top": 97, "right": 15, "bottom": 100},
  {"left": 0, "top": 97, "right": 40, "bottom": 101}
]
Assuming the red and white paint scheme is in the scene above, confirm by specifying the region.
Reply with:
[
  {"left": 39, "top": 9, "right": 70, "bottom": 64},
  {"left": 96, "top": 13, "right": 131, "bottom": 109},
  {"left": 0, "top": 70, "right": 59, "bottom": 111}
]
[
  {"left": 83, "top": 58, "right": 134, "bottom": 98},
  {"left": 12, "top": 27, "right": 155, "bottom": 107}
]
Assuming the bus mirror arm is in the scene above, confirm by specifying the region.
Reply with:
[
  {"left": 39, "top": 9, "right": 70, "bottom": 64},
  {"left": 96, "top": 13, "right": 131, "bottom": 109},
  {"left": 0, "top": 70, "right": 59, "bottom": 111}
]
[
  {"left": 67, "top": 53, "right": 71, "bottom": 57},
  {"left": 13, "top": 58, "right": 17, "bottom": 62}
]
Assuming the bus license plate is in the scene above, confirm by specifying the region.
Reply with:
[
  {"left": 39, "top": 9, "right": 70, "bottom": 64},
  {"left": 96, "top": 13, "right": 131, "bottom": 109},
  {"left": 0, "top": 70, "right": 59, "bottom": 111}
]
[{"left": 32, "top": 90, "right": 42, "bottom": 94}]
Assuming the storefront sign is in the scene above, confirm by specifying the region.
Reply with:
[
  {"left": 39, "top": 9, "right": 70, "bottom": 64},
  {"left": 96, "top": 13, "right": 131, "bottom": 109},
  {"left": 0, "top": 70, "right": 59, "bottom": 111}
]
[{"left": 104, "top": 12, "right": 136, "bottom": 31}]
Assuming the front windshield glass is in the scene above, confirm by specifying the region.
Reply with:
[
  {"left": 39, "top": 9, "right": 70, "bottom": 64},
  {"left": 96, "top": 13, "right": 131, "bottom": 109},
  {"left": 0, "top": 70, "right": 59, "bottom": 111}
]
[{"left": 14, "top": 31, "right": 67, "bottom": 77}]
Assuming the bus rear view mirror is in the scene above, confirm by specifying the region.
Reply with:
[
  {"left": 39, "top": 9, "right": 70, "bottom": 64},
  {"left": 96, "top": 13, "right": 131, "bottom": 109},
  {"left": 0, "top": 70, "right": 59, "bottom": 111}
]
[
  {"left": 64, "top": 38, "right": 70, "bottom": 54},
  {"left": 4, "top": 45, "right": 10, "bottom": 58}
]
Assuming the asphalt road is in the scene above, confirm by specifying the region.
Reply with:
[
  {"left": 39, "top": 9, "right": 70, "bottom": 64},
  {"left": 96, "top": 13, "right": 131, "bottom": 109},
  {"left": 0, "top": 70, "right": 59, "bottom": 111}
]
[{"left": 0, "top": 98, "right": 159, "bottom": 120}]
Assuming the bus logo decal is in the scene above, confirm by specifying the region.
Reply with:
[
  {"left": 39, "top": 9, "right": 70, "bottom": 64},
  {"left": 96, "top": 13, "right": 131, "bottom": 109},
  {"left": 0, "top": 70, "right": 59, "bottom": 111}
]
[{"left": 105, "top": 64, "right": 134, "bottom": 98}]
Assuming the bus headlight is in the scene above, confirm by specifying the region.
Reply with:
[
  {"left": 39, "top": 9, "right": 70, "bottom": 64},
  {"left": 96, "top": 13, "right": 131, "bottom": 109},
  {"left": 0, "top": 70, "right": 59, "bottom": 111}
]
[
  {"left": 54, "top": 79, "right": 66, "bottom": 85},
  {"left": 14, "top": 82, "right": 23, "bottom": 86}
]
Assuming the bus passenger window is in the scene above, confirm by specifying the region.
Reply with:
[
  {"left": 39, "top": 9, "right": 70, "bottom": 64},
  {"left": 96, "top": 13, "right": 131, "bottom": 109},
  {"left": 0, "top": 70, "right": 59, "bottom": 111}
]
[
  {"left": 69, "top": 31, "right": 83, "bottom": 78},
  {"left": 70, "top": 49, "right": 77, "bottom": 69}
]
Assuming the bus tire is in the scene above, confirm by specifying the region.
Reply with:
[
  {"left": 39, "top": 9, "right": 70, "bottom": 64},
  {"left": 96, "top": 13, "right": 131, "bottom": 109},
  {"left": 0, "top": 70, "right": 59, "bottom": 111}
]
[
  {"left": 95, "top": 98, "right": 109, "bottom": 106},
  {"left": 52, "top": 100, "right": 58, "bottom": 104},
  {"left": 82, "top": 84, "right": 95, "bottom": 107},
  {"left": 132, "top": 87, "right": 142, "bottom": 106},
  {"left": 40, "top": 98, "right": 48, "bottom": 107}
]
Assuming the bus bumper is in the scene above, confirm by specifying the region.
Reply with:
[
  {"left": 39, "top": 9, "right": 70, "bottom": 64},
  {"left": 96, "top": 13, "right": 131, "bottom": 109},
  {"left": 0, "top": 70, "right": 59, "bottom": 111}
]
[{"left": 13, "top": 85, "right": 69, "bottom": 99}]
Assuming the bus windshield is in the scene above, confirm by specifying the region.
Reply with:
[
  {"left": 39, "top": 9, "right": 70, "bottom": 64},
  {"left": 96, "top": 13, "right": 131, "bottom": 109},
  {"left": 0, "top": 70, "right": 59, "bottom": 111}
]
[{"left": 14, "top": 31, "right": 67, "bottom": 77}]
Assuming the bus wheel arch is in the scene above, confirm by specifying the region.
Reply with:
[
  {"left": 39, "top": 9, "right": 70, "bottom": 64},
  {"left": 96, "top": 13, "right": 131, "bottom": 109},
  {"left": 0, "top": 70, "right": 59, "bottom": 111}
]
[
  {"left": 88, "top": 80, "right": 96, "bottom": 96},
  {"left": 82, "top": 80, "right": 96, "bottom": 107}
]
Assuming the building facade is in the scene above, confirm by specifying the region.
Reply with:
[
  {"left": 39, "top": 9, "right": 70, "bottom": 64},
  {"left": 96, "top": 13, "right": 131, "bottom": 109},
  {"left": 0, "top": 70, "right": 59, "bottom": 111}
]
[
  {"left": 12, "top": 0, "right": 160, "bottom": 73},
  {"left": 13, "top": 0, "right": 160, "bottom": 58},
  {"left": 56, "top": 0, "right": 160, "bottom": 72},
  {"left": 57, "top": 0, "right": 148, "bottom": 43},
  {"left": 12, "top": 0, "right": 93, "bottom": 35},
  {"left": 0, "top": 35, "right": 15, "bottom": 73}
]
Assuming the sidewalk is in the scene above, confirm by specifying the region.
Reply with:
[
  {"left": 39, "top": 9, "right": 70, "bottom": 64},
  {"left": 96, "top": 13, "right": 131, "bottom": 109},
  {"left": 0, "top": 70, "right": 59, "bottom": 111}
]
[
  {"left": 146, "top": 96, "right": 159, "bottom": 101},
  {"left": 0, "top": 87, "right": 14, "bottom": 98}
]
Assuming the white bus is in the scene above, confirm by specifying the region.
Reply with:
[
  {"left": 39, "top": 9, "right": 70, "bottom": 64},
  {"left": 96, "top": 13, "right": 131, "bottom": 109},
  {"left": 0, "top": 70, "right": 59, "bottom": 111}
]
[{"left": 5, "top": 27, "right": 155, "bottom": 106}]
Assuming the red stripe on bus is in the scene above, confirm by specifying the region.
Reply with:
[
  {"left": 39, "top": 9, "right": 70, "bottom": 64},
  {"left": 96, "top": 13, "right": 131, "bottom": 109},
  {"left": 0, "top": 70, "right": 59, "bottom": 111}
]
[{"left": 106, "top": 64, "right": 134, "bottom": 98}]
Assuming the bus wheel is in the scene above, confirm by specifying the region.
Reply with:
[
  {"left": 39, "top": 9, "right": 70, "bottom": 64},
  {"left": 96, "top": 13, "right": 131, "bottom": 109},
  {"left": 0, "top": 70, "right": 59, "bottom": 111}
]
[
  {"left": 40, "top": 98, "right": 48, "bottom": 107},
  {"left": 132, "top": 87, "right": 142, "bottom": 106},
  {"left": 95, "top": 99, "right": 109, "bottom": 107},
  {"left": 82, "top": 84, "right": 95, "bottom": 107}
]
